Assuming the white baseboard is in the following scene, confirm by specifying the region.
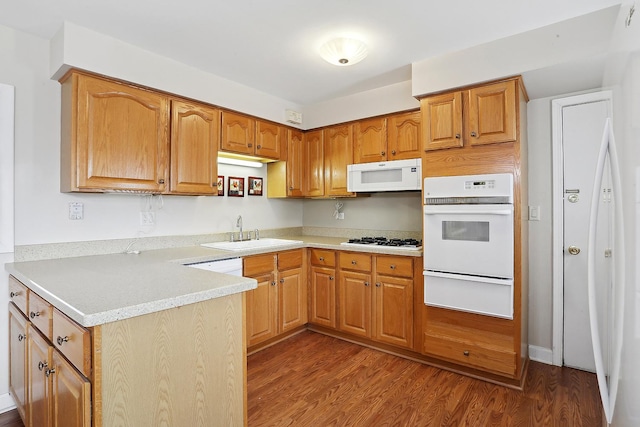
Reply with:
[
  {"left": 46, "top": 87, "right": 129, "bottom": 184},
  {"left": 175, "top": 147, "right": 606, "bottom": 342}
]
[
  {"left": 0, "top": 392, "right": 16, "bottom": 414},
  {"left": 529, "top": 345, "right": 554, "bottom": 365}
]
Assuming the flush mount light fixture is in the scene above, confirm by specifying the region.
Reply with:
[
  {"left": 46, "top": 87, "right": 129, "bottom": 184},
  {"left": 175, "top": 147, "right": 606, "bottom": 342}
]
[{"left": 319, "top": 37, "right": 368, "bottom": 66}]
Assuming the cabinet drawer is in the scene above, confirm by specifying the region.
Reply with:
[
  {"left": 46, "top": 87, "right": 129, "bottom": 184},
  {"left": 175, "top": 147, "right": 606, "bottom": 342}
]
[
  {"left": 339, "top": 253, "right": 371, "bottom": 272},
  {"left": 28, "top": 291, "right": 53, "bottom": 340},
  {"left": 376, "top": 256, "right": 413, "bottom": 278},
  {"left": 310, "top": 249, "right": 335, "bottom": 268},
  {"left": 423, "top": 333, "right": 516, "bottom": 377},
  {"left": 244, "top": 253, "right": 275, "bottom": 276},
  {"left": 53, "top": 308, "right": 92, "bottom": 378},
  {"left": 277, "top": 249, "right": 303, "bottom": 271},
  {"left": 9, "top": 276, "right": 28, "bottom": 315}
]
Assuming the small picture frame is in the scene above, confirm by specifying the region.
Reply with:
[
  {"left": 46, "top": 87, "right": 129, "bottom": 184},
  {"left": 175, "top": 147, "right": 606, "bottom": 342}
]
[
  {"left": 228, "top": 176, "right": 244, "bottom": 197},
  {"left": 217, "top": 176, "right": 224, "bottom": 196},
  {"left": 248, "top": 176, "right": 263, "bottom": 196}
]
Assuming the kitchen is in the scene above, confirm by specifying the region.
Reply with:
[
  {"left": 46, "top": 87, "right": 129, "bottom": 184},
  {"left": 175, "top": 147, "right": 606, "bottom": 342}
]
[{"left": 1, "top": 1, "right": 640, "bottom": 426}]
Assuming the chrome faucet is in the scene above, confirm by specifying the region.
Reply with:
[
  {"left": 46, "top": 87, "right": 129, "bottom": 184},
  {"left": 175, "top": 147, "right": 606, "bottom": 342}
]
[{"left": 236, "top": 215, "right": 243, "bottom": 241}]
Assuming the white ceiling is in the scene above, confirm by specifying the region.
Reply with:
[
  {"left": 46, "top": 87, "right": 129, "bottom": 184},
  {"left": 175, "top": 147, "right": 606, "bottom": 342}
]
[{"left": 0, "top": 0, "right": 623, "bottom": 105}]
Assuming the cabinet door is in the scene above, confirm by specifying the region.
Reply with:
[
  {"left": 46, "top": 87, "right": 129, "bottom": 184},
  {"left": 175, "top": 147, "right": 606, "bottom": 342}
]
[
  {"left": 170, "top": 100, "right": 219, "bottom": 194},
  {"left": 303, "top": 129, "right": 324, "bottom": 197},
  {"left": 72, "top": 73, "right": 170, "bottom": 192},
  {"left": 309, "top": 266, "right": 337, "bottom": 329},
  {"left": 245, "top": 271, "right": 278, "bottom": 347},
  {"left": 220, "top": 111, "right": 255, "bottom": 155},
  {"left": 287, "top": 129, "right": 304, "bottom": 197},
  {"left": 28, "top": 326, "right": 52, "bottom": 427},
  {"left": 9, "top": 304, "right": 28, "bottom": 423},
  {"left": 354, "top": 117, "right": 387, "bottom": 163},
  {"left": 51, "top": 351, "right": 91, "bottom": 427},
  {"left": 256, "top": 120, "right": 284, "bottom": 160},
  {"left": 467, "top": 80, "right": 517, "bottom": 146},
  {"left": 338, "top": 271, "right": 371, "bottom": 338},
  {"left": 374, "top": 275, "right": 413, "bottom": 349},
  {"left": 324, "top": 124, "right": 354, "bottom": 197},
  {"left": 387, "top": 111, "right": 422, "bottom": 160},
  {"left": 421, "top": 91, "right": 464, "bottom": 151},
  {"left": 279, "top": 266, "right": 307, "bottom": 332}
]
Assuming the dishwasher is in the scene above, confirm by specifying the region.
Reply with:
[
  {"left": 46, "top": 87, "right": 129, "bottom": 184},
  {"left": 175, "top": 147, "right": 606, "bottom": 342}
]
[{"left": 187, "top": 257, "right": 243, "bottom": 276}]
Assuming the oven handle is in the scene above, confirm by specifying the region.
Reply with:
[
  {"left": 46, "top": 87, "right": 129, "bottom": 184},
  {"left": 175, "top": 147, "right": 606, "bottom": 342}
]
[
  {"left": 423, "top": 270, "right": 513, "bottom": 285},
  {"left": 423, "top": 208, "right": 512, "bottom": 215}
]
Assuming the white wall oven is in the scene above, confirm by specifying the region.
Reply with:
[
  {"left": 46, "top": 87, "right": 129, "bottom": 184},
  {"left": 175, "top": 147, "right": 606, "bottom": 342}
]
[{"left": 423, "top": 173, "right": 514, "bottom": 319}]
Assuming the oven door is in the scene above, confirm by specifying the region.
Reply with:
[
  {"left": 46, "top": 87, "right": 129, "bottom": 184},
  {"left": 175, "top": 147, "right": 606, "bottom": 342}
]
[{"left": 423, "top": 204, "right": 514, "bottom": 278}]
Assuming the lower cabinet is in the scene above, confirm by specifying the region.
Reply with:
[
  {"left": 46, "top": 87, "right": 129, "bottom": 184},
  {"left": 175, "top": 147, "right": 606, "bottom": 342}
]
[
  {"left": 244, "top": 249, "right": 307, "bottom": 347},
  {"left": 336, "top": 252, "right": 414, "bottom": 350},
  {"left": 309, "top": 249, "right": 337, "bottom": 329},
  {"left": 9, "top": 303, "right": 28, "bottom": 423}
]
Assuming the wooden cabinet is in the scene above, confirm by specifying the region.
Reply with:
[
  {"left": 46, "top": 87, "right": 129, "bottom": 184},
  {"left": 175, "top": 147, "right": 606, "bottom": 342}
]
[
  {"left": 324, "top": 124, "right": 354, "bottom": 197},
  {"left": 353, "top": 111, "right": 421, "bottom": 163},
  {"left": 303, "top": 129, "right": 324, "bottom": 197},
  {"left": 220, "top": 112, "right": 284, "bottom": 160},
  {"left": 244, "top": 249, "right": 306, "bottom": 348},
  {"left": 266, "top": 129, "right": 304, "bottom": 198},
  {"left": 8, "top": 280, "right": 92, "bottom": 427},
  {"left": 337, "top": 253, "right": 414, "bottom": 347},
  {"left": 170, "top": 100, "right": 220, "bottom": 194},
  {"left": 309, "top": 249, "right": 337, "bottom": 328},
  {"left": 61, "top": 71, "right": 170, "bottom": 193},
  {"left": 421, "top": 79, "right": 517, "bottom": 151}
]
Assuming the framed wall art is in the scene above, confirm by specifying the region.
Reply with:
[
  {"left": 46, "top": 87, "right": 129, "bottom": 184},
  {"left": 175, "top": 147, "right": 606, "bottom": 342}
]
[
  {"left": 248, "top": 176, "right": 263, "bottom": 196},
  {"left": 217, "top": 176, "right": 224, "bottom": 196},
  {"left": 228, "top": 176, "right": 244, "bottom": 197}
]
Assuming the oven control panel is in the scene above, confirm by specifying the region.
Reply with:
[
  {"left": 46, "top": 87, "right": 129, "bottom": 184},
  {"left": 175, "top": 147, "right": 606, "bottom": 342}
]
[
  {"left": 464, "top": 179, "right": 496, "bottom": 190},
  {"left": 424, "top": 173, "right": 513, "bottom": 204}
]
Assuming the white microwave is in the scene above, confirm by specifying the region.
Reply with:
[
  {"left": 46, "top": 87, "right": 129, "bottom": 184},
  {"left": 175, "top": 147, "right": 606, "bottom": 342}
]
[{"left": 347, "top": 158, "right": 422, "bottom": 192}]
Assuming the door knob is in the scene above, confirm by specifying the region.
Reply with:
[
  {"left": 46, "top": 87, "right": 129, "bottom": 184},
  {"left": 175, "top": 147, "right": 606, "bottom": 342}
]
[{"left": 568, "top": 245, "right": 581, "bottom": 255}]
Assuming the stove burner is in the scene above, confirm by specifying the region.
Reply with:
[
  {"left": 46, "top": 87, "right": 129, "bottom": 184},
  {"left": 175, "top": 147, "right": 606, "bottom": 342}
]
[{"left": 345, "top": 237, "right": 422, "bottom": 248}]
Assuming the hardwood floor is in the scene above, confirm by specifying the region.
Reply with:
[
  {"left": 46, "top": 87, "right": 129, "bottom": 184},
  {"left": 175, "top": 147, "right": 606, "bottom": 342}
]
[
  {"left": 1, "top": 330, "right": 601, "bottom": 427},
  {"left": 248, "top": 331, "right": 603, "bottom": 426}
]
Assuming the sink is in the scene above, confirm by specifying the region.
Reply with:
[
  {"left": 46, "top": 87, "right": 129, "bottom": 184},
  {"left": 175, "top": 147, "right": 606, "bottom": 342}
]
[{"left": 201, "top": 238, "right": 303, "bottom": 251}]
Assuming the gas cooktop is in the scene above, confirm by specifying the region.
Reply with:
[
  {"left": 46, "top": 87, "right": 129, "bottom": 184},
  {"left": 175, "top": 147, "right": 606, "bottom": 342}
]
[{"left": 340, "top": 237, "right": 422, "bottom": 251}]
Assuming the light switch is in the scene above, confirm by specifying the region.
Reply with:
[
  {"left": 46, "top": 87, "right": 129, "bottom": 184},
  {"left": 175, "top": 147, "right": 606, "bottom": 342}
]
[{"left": 528, "top": 205, "right": 540, "bottom": 221}]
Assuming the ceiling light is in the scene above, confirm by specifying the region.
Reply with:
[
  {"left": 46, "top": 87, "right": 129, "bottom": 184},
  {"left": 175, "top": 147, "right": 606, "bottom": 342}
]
[
  {"left": 319, "top": 38, "right": 368, "bottom": 67},
  {"left": 217, "top": 157, "right": 263, "bottom": 168}
]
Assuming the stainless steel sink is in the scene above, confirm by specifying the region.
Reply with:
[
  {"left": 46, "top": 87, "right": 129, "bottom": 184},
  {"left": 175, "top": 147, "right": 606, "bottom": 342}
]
[{"left": 201, "top": 238, "right": 302, "bottom": 251}]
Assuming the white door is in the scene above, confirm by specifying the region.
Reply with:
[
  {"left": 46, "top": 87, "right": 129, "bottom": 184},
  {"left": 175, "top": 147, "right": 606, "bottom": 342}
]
[{"left": 561, "top": 98, "right": 612, "bottom": 372}]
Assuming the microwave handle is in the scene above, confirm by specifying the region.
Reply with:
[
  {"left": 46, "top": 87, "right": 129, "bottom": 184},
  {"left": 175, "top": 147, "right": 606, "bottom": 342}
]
[{"left": 423, "top": 209, "right": 512, "bottom": 215}]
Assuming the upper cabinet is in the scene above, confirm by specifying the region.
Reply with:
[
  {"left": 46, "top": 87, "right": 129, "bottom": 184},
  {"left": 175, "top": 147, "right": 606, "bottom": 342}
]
[
  {"left": 220, "top": 111, "right": 284, "bottom": 161},
  {"left": 266, "top": 129, "right": 304, "bottom": 198},
  {"left": 170, "top": 100, "right": 220, "bottom": 195},
  {"left": 323, "top": 124, "right": 354, "bottom": 197},
  {"left": 353, "top": 111, "right": 421, "bottom": 163},
  {"left": 303, "top": 129, "right": 325, "bottom": 197},
  {"left": 61, "top": 72, "right": 170, "bottom": 193},
  {"left": 421, "top": 79, "right": 518, "bottom": 151}
]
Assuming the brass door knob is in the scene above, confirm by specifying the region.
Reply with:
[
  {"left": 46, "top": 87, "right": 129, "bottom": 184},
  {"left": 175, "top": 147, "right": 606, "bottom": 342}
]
[{"left": 568, "top": 246, "right": 581, "bottom": 255}]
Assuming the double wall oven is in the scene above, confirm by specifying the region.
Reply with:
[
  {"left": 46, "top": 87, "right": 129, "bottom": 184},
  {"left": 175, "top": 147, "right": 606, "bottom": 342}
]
[{"left": 423, "top": 173, "right": 514, "bottom": 319}]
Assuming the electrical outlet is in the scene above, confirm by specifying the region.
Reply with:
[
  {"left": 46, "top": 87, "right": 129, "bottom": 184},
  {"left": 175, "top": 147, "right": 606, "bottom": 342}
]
[
  {"left": 338, "top": 212, "right": 345, "bottom": 220},
  {"left": 139, "top": 212, "right": 155, "bottom": 226},
  {"left": 69, "top": 202, "right": 84, "bottom": 220}
]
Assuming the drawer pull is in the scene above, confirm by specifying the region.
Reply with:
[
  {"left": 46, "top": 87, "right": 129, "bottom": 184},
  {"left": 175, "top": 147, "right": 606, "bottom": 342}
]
[
  {"left": 391, "top": 150, "right": 396, "bottom": 155},
  {"left": 158, "top": 179, "right": 165, "bottom": 184},
  {"left": 10, "top": 291, "right": 20, "bottom": 298},
  {"left": 279, "top": 278, "right": 285, "bottom": 284},
  {"left": 375, "top": 282, "right": 381, "bottom": 287},
  {"left": 45, "top": 368, "right": 56, "bottom": 378},
  {"left": 364, "top": 281, "right": 370, "bottom": 287},
  {"left": 271, "top": 281, "right": 276, "bottom": 286},
  {"left": 351, "top": 260, "right": 357, "bottom": 265},
  {"left": 390, "top": 265, "right": 396, "bottom": 270},
  {"left": 38, "top": 361, "right": 48, "bottom": 371},
  {"left": 29, "top": 311, "right": 40, "bottom": 319},
  {"left": 463, "top": 350, "right": 470, "bottom": 357},
  {"left": 329, "top": 276, "right": 334, "bottom": 280},
  {"left": 18, "top": 334, "right": 26, "bottom": 342},
  {"left": 381, "top": 151, "right": 386, "bottom": 155},
  {"left": 57, "top": 336, "right": 69, "bottom": 346},
  {"left": 319, "top": 257, "right": 324, "bottom": 261}
]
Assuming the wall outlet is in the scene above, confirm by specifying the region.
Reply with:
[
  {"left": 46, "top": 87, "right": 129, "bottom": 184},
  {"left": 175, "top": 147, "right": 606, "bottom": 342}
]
[
  {"left": 139, "top": 212, "right": 155, "bottom": 226},
  {"left": 338, "top": 212, "right": 345, "bottom": 220},
  {"left": 69, "top": 202, "right": 83, "bottom": 220}
]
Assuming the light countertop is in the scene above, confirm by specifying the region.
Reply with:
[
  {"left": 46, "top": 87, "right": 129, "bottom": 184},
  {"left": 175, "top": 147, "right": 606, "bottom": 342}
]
[{"left": 5, "top": 235, "right": 422, "bottom": 328}]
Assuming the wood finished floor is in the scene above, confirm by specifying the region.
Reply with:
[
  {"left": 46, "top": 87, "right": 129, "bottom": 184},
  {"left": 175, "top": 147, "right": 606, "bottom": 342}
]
[
  {"left": 248, "top": 331, "right": 603, "bottom": 427},
  {"left": 0, "top": 330, "right": 602, "bottom": 427}
]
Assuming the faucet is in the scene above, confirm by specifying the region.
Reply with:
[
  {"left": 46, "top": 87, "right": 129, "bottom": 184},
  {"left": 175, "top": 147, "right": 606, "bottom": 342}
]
[{"left": 236, "top": 215, "right": 243, "bottom": 241}]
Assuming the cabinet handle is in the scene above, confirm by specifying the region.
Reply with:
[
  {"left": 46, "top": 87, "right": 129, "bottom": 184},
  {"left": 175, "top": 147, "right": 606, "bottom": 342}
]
[
  {"left": 375, "top": 282, "right": 381, "bottom": 287},
  {"left": 351, "top": 260, "right": 357, "bottom": 265},
  {"left": 45, "top": 368, "right": 56, "bottom": 378},
  {"left": 391, "top": 150, "right": 396, "bottom": 155},
  {"left": 29, "top": 311, "right": 40, "bottom": 319},
  {"left": 390, "top": 264, "right": 396, "bottom": 270},
  {"left": 455, "top": 134, "right": 461, "bottom": 139},
  {"left": 279, "top": 278, "right": 285, "bottom": 284},
  {"left": 57, "top": 336, "right": 69, "bottom": 346},
  {"left": 381, "top": 151, "right": 386, "bottom": 155},
  {"left": 18, "top": 334, "right": 26, "bottom": 342},
  {"left": 289, "top": 186, "right": 294, "bottom": 190},
  {"left": 319, "top": 257, "right": 324, "bottom": 261},
  {"left": 158, "top": 179, "right": 165, "bottom": 184},
  {"left": 271, "top": 281, "right": 276, "bottom": 286},
  {"left": 248, "top": 143, "right": 253, "bottom": 148},
  {"left": 38, "top": 361, "right": 48, "bottom": 371},
  {"left": 256, "top": 144, "right": 261, "bottom": 149},
  {"left": 470, "top": 131, "right": 477, "bottom": 137},
  {"left": 463, "top": 350, "right": 470, "bottom": 357},
  {"left": 10, "top": 291, "right": 19, "bottom": 298},
  {"left": 329, "top": 276, "right": 334, "bottom": 281},
  {"left": 364, "top": 281, "right": 370, "bottom": 287}
]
